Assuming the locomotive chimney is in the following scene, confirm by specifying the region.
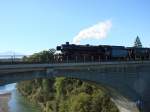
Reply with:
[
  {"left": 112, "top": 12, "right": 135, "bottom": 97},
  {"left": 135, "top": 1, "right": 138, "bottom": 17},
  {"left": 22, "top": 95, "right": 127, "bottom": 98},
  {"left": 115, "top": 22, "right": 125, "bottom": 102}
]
[
  {"left": 56, "top": 46, "right": 61, "bottom": 50},
  {"left": 66, "top": 42, "right": 69, "bottom": 45}
]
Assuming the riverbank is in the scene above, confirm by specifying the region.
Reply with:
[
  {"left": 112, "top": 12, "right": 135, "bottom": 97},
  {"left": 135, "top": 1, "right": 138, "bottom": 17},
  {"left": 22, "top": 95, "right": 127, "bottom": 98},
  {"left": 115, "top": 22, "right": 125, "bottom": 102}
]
[{"left": 0, "top": 92, "right": 11, "bottom": 112}]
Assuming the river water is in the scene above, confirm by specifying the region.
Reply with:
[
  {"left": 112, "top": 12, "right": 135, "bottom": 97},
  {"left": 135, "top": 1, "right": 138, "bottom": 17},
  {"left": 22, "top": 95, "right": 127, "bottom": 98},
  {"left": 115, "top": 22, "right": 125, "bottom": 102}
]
[{"left": 0, "top": 83, "right": 41, "bottom": 112}]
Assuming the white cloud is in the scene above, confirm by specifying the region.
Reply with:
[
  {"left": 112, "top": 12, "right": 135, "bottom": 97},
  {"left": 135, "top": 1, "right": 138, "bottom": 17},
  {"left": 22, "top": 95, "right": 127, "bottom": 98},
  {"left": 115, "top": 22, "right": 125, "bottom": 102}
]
[{"left": 73, "top": 20, "right": 112, "bottom": 44}]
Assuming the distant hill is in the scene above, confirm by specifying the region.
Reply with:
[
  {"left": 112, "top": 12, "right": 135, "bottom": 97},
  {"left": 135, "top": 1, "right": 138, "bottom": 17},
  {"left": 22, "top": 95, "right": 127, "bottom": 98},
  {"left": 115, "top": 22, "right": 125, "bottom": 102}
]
[
  {"left": 0, "top": 51, "right": 24, "bottom": 55},
  {"left": 0, "top": 51, "right": 26, "bottom": 58}
]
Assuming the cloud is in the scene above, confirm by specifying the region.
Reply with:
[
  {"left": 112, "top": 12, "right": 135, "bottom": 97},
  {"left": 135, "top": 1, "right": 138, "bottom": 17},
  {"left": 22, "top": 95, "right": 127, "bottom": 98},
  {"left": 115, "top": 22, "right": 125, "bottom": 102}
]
[{"left": 73, "top": 20, "right": 112, "bottom": 44}]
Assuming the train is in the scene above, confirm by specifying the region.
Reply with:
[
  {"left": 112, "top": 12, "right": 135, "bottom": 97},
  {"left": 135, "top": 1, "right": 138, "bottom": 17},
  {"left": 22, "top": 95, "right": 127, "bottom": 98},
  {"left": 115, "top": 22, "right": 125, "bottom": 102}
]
[
  {"left": 1, "top": 42, "right": 150, "bottom": 64},
  {"left": 56, "top": 42, "right": 150, "bottom": 62}
]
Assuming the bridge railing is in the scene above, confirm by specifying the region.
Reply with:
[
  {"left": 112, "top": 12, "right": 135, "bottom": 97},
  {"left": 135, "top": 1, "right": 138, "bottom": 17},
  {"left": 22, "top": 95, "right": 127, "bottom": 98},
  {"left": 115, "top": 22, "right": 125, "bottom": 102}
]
[
  {"left": 0, "top": 55, "right": 30, "bottom": 64},
  {"left": 0, "top": 54, "right": 149, "bottom": 65}
]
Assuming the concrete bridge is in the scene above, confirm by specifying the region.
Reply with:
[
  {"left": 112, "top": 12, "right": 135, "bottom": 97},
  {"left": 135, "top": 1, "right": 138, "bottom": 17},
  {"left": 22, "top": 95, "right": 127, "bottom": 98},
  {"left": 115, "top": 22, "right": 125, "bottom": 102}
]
[{"left": 0, "top": 61, "right": 150, "bottom": 112}]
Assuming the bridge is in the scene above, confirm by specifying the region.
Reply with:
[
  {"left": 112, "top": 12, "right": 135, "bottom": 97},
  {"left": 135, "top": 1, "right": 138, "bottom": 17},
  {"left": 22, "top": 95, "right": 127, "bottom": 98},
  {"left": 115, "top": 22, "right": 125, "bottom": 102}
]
[{"left": 0, "top": 61, "right": 150, "bottom": 112}]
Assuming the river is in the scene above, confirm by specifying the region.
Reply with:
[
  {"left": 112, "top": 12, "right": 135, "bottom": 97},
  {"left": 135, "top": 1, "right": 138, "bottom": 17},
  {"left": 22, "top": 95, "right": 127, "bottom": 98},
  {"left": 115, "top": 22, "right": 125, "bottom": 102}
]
[{"left": 0, "top": 83, "right": 41, "bottom": 112}]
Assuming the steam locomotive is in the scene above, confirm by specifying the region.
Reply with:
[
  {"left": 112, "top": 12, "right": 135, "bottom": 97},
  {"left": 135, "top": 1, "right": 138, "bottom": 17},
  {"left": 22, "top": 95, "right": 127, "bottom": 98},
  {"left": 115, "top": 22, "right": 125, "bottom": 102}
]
[{"left": 56, "top": 42, "right": 150, "bottom": 62}]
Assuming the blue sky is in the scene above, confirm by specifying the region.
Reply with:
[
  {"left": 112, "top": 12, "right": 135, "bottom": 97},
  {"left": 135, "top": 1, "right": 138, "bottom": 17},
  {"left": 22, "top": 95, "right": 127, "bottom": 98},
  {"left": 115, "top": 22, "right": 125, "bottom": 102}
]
[{"left": 0, "top": 0, "right": 150, "bottom": 54}]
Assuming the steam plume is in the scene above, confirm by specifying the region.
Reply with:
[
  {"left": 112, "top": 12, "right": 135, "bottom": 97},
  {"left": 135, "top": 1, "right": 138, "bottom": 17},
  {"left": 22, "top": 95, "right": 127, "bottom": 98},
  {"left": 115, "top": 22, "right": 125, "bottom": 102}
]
[{"left": 73, "top": 20, "right": 112, "bottom": 44}]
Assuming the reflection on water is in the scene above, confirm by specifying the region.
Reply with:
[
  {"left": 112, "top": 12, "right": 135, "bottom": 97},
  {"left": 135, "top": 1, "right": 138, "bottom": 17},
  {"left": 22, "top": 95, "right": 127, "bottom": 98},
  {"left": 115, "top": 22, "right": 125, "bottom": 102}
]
[
  {"left": 0, "top": 83, "right": 41, "bottom": 112},
  {"left": 9, "top": 90, "right": 41, "bottom": 112}
]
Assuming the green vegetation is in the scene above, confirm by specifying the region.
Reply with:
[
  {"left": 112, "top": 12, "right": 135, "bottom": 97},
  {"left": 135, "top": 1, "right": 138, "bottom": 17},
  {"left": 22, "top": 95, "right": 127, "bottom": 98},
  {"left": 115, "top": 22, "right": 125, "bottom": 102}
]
[
  {"left": 17, "top": 49, "right": 119, "bottom": 112},
  {"left": 22, "top": 49, "right": 56, "bottom": 63},
  {"left": 17, "top": 78, "right": 119, "bottom": 112}
]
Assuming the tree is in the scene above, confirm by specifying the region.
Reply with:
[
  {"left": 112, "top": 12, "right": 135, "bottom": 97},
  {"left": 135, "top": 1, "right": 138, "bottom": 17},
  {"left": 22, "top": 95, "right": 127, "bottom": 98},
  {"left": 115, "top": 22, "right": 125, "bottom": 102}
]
[
  {"left": 134, "top": 36, "right": 142, "bottom": 48},
  {"left": 22, "top": 49, "right": 56, "bottom": 63}
]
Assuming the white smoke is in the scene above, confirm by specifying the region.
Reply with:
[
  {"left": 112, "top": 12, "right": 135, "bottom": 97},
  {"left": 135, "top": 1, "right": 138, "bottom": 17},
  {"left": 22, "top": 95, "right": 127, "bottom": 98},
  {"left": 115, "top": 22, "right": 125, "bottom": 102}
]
[{"left": 73, "top": 20, "right": 112, "bottom": 44}]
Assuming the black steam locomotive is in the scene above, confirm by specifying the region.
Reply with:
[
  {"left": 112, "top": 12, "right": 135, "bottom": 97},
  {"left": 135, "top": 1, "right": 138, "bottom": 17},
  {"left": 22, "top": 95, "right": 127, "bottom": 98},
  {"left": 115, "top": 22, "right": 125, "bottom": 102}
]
[{"left": 56, "top": 42, "right": 150, "bottom": 62}]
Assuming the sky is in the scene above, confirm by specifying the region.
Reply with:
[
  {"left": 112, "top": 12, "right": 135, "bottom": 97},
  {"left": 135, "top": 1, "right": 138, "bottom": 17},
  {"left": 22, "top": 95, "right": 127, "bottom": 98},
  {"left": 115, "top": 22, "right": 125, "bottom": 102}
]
[{"left": 0, "top": 0, "right": 150, "bottom": 54}]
